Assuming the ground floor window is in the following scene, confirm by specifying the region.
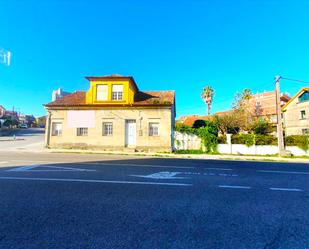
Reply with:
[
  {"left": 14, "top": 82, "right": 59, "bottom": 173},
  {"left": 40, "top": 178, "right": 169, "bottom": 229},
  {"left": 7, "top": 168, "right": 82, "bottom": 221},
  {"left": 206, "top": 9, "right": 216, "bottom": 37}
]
[
  {"left": 102, "top": 122, "right": 113, "bottom": 136},
  {"left": 51, "top": 122, "right": 62, "bottom": 136},
  {"left": 77, "top": 127, "right": 88, "bottom": 136},
  {"left": 149, "top": 122, "right": 159, "bottom": 136}
]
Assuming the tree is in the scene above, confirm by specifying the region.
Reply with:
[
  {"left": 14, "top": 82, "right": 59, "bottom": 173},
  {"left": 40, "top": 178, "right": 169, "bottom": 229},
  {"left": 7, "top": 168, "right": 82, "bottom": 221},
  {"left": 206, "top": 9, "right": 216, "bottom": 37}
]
[
  {"left": 201, "top": 86, "right": 214, "bottom": 115},
  {"left": 192, "top": 119, "right": 207, "bottom": 129},
  {"left": 213, "top": 113, "right": 240, "bottom": 135},
  {"left": 232, "top": 88, "right": 252, "bottom": 111},
  {"left": 232, "top": 88, "right": 254, "bottom": 132},
  {"left": 250, "top": 118, "right": 271, "bottom": 135}
]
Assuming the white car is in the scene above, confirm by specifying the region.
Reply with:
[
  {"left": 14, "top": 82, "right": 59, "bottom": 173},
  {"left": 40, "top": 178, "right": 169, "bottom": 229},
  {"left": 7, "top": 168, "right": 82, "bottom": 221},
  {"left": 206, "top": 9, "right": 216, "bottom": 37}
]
[{"left": 20, "top": 124, "right": 28, "bottom": 129}]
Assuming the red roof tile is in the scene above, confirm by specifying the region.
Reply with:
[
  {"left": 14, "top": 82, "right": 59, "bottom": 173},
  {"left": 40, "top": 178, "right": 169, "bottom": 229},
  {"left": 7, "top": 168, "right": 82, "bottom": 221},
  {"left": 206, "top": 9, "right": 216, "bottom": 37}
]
[{"left": 45, "top": 91, "right": 175, "bottom": 108}]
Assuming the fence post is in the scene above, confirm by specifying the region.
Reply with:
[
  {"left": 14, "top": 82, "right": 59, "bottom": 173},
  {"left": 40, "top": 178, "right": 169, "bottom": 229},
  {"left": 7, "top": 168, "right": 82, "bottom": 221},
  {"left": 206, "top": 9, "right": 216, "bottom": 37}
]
[{"left": 226, "top": 134, "right": 232, "bottom": 154}]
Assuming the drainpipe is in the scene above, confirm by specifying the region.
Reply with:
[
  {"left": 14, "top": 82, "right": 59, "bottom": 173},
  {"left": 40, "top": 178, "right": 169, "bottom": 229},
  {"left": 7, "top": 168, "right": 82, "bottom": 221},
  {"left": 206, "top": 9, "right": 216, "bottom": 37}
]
[{"left": 45, "top": 110, "right": 52, "bottom": 148}]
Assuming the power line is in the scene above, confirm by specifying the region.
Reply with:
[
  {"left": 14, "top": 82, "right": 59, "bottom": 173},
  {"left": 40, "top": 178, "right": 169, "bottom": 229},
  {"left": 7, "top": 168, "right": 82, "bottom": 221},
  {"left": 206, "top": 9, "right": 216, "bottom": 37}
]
[{"left": 280, "top": 77, "right": 309, "bottom": 84}]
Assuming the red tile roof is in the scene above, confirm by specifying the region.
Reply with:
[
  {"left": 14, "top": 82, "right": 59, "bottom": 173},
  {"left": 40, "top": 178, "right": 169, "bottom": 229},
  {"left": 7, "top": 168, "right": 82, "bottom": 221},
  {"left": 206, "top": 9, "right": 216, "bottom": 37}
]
[
  {"left": 45, "top": 91, "right": 175, "bottom": 108},
  {"left": 179, "top": 115, "right": 212, "bottom": 127}
]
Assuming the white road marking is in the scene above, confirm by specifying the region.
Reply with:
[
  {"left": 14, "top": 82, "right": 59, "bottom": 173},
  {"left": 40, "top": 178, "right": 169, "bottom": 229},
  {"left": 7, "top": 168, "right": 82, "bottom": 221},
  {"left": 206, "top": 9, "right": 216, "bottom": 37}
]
[
  {"left": 78, "top": 162, "right": 194, "bottom": 169},
  {"left": 218, "top": 185, "right": 251, "bottom": 189},
  {"left": 7, "top": 165, "right": 40, "bottom": 172},
  {"left": 270, "top": 188, "right": 303, "bottom": 192},
  {"left": 0, "top": 176, "right": 192, "bottom": 186},
  {"left": 258, "top": 170, "right": 309, "bottom": 175},
  {"left": 205, "top": 168, "right": 233, "bottom": 171},
  {"left": 131, "top": 172, "right": 188, "bottom": 179},
  {"left": 6, "top": 165, "right": 95, "bottom": 172}
]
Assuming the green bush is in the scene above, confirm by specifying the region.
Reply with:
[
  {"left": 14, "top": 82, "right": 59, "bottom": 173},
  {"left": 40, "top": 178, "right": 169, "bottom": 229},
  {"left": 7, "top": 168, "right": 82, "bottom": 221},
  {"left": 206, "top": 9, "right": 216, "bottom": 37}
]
[
  {"left": 192, "top": 120, "right": 208, "bottom": 129},
  {"left": 218, "top": 135, "right": 227, "bottom": 144},
  {"left": 175, "top": 123, "right": 195, "bottom": 134},
  {"left": 232, "top": 134, "right": 255, "bottom": 147},
  {"left": 250, "top": 118, "right": 272, "bottom": 135},
  {"left": 255, "top": 135, "right": 277, "bottom": 145},
  {"left": 232, "top": 134, "right": 277, "bottom": 147},
  {"left": 285, "top": 135, "right": 309, "bottom": 151},
  {"left": 197, "top": 124, "right": 218, "bottom": 153}
]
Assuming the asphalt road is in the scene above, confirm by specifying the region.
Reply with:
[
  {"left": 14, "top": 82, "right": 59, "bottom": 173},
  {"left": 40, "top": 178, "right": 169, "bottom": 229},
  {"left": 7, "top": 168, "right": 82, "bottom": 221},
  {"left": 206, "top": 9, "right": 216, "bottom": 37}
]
[
  {"left": 0, "top": 152, "right": 308, "bottom": 249},
  {"left": 0, "top": 128, "right": 45, "bottom": 151}
]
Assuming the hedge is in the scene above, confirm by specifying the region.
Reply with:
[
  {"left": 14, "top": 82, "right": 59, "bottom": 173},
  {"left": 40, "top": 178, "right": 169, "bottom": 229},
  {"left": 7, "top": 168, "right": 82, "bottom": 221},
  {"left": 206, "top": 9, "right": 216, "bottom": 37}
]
[{"left": 285, "top": 135, "right": 309, "bottom": 151}]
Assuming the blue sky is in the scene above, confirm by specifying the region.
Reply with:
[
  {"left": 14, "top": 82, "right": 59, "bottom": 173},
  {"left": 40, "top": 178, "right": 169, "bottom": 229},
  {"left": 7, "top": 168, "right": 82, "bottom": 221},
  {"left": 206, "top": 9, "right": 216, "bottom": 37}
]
[{"left": 0, "top": 0, "right": 309, "bottom": 117}]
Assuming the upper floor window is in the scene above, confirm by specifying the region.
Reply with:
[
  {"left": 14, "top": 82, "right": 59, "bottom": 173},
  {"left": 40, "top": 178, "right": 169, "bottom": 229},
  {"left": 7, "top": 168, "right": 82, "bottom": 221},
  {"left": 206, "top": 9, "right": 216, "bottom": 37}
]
[
  {"left": 77, "top": 127, "right": 88, "bottom": 136},
  {"left": 112, "top": 84, "right": 123, "bottom": 100},
  {"left": 300, "top": 110, "right": 306, "bottom": 120},
  {"left": 149, "top": 122, "right": 159, "bottom": 136},
  {"left": 299, "top": 91, "right": 309, "bottom": 103},
  {"left": 52, "top": 122, "right": 62, "bottom": 136},
  {"left": 96, "top": 84, "right": 108, "bottom": 101},
  {"left": 102, "top": 122, "right": 113, "bottom": 136}
]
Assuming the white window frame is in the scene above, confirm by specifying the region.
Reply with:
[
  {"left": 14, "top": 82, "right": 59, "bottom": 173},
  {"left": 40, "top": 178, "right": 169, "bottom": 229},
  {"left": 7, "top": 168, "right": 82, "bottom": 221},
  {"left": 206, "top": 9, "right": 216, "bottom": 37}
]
[
  {"left": 96, "top": 84, "right": 108, "bottom": 101},
  {"left": 112, "top": 84, "right": 123, "bottom": 100},
  {"left": 77, "top": 127, "right": 88, "bottom": 136},
  {"left": 51, "top": 122, "right": 62, "bottom": 136},
  {"left": 149, "top": 122, "right": 159, "bottom": 136},
  {"left": 300, "top": 110, "right": 306, "bottom": 120},
  {"left": 102, "top": 122, "right": 113, "bottom": 136}
]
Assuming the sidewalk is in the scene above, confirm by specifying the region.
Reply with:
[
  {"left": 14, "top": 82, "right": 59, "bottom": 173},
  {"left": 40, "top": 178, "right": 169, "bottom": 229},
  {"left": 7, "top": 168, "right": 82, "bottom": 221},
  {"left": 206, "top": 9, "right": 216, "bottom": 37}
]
[{"left": 49, "top": 148, "right": 309, "bottom": 164}]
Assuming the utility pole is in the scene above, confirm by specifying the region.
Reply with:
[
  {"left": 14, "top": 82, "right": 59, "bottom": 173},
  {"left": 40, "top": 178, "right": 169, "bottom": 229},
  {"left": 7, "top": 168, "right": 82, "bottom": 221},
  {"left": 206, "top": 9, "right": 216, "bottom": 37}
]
[{"left": 275, "top": 76, "right": 285, "bottom": 156}]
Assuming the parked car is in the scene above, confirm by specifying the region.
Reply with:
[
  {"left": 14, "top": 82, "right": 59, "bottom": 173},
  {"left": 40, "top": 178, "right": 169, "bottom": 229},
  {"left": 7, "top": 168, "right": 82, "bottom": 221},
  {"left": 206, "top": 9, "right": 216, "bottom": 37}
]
[{"left": 20, "top": 124, "right": 28, "bottom": 129}]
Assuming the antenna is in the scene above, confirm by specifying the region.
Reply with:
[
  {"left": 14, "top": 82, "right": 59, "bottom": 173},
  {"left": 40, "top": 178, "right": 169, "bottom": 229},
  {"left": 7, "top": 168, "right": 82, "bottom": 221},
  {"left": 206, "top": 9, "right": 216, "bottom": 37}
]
[{"left": 0, "top": 48, "right": 11, "bottom": 66}]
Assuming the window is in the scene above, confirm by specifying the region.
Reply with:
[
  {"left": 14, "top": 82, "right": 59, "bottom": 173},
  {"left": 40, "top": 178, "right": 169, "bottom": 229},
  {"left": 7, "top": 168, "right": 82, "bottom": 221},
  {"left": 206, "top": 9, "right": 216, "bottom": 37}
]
[
  {"left": 112, "top": 84, "right": 123, "bottom": 100},
  {"left": 299, "top": 91, "right": 309, "bottom": 102},
  {"left": 96, "top": 84, "right": 108, "bottom": 101},
  {"left": 300, "top": 110, "right": 306, "bottom": 120},
  {"left": 77, "top": 127, "right": 88, "bottom": 136},
  {"left": 102, "top": 122, "right": 113, "bottom": 136},
  {"left": 51, "top": 122, "right": 62, "bottom": 136},
  {"left": 302, "top": 129, "right": 309, "bottom": 135},
  {"left": 149, "top": 122, "right": 159, "bottom": 136}
]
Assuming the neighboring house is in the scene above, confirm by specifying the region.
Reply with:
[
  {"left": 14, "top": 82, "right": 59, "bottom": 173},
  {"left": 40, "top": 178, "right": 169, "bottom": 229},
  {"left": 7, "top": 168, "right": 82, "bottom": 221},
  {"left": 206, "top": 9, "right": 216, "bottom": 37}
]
[
  {"left": 52, "top": 88, "right": 70, "bottom": 101},
  {"left": 248, "top": 91, "right": 290, "bottom": 123},
  {"left": 0, "top": 105, "right": 5, "bottom": 118},
  {"left": 44, "top": 74, "right": 175, "bottom": 152},
  {"left": 36, "top": 115, "right": 47, "bottom": 128},
  {"left": 282, "top": 87, "right": 309, "bottom": 136}
]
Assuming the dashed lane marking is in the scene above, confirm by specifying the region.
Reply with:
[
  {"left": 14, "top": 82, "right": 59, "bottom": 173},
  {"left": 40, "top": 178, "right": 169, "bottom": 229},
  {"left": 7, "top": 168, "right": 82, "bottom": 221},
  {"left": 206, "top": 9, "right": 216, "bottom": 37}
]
[
  {"left": 205, "top": 168, "right": 233, "bottom": 171},
  {"left": 0, "top": 176, "right": 192, "bottom": 186},
  {"left": 218, "top": 185, "right": 251, "bottom": 189},
  {"left": 270, "top": 188, "right": 303, "bottom": 192},
  {"left": 258, "top": 170, "right": 309, "bottom": 175}
]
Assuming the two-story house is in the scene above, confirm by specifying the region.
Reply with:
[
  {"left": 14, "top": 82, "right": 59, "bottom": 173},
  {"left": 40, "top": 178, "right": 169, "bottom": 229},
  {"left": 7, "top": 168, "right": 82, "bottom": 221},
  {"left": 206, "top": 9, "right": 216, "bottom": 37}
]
[
  {"left": 282, "top": 87, "right": 309, "bottom": 135},
  {"left": 44, "top": 75, "right": 175, "bottom": 152}
]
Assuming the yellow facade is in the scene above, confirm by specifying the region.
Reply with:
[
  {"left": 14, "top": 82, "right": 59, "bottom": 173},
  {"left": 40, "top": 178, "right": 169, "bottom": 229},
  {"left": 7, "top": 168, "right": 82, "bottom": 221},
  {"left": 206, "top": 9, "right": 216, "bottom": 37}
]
[{"left": 85, "top": 79, "right": 137, "bottom": 105}]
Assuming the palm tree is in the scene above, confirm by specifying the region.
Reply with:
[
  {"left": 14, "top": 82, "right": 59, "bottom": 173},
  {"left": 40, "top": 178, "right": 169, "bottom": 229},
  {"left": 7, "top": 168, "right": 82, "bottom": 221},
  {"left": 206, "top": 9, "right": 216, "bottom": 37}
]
[{"left": 201, "top": 86, "right": 214, "bottom": 115}]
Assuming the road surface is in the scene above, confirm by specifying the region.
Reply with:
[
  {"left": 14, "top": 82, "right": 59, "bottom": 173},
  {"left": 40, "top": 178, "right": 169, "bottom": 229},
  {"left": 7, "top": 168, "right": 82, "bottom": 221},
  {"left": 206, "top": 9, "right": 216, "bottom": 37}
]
[
  {"left": 0, "top": 152, "right": 308, "bottom": 248},
  {"left": 0, "top": 128, "right": 45, "bottom": 151}
]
